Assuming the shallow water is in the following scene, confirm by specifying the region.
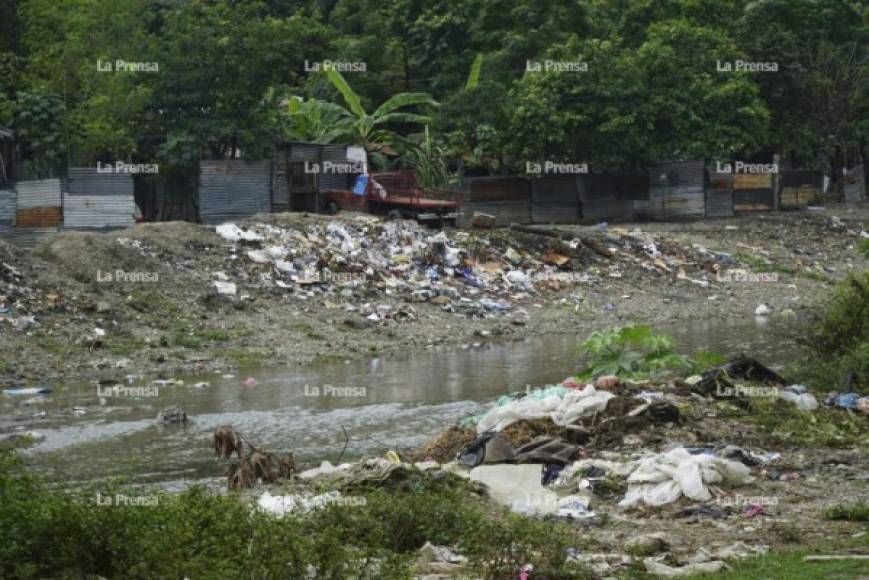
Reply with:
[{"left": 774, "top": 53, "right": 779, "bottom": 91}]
[{"left": 3, "top": 318, "right": 802, "bottom": 486}]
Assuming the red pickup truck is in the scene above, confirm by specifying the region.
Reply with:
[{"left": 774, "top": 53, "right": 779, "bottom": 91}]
[{"left": 322, "top": 170, "right": 462, "bottom": 222}]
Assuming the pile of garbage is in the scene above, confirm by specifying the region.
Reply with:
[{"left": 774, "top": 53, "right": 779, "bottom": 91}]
[
  {"left": 214, "top": 218, "right": 594, "bottom": 319},
  {"left": 0, "top": 241, "right": 50, "bottom": 331}
]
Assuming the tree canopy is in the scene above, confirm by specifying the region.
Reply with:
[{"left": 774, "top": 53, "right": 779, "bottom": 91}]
[{"left": 1, "top": 0, "right": 866, "bottom": 177}]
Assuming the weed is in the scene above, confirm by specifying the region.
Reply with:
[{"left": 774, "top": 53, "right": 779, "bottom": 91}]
[
  {"left": 738, "top": 397, "right": 869, "bottom": 448},
  {"left": 825, "top": 501, "right": 869, "bottom": 522},
  {"left": 0, "top": 448, "right": 592, "bottom": 579},
  {"left": 734, "top": 251, "right": 834, "bottom": 284},
  {"left": 576, "top": 325, "right": 712, "bottom": 380}
]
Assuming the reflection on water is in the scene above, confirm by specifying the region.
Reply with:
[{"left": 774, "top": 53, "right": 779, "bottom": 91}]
[{"left": 3, "top": 318, "right": 803, "bottom": 484}]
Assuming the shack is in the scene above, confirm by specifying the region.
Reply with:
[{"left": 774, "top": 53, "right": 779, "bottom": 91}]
[{"left": 274, "top": 142, "right": 366, "bottom": 213}]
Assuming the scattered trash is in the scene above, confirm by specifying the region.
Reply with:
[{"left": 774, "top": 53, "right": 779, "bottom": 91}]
[
  {"left": 824, "top": 392, "right": 865, "bottom": 410},
  {"left": 469, "top": 463, "right": 559, "bottom": 515},
  {"left": 457, "top": 431, "right": 516, "bottom": 467},
  {"left": 625, "top": 533, "right": 670, "bottom": 556},
  {"left": 754, "top": 303, "right": 772, "bottom": 316},
  {"left": 619, "top": 447, "right": 754, "bottom": 507},
  {"left": 695, "top": 356, "right": 787, "bottom": 396},
  {"left": 213, "top": 281, "right": 237, "bottom": 296},
  {"left": 257, "top": 490, "right": 354, "bottom": 517},
  {"left": 156, "top": 405, "right": 187, "bottom": 424},
  {"left": 414, "top": 542, "right": 469, "bottom": 576},
  {"left": 4, "top": 387, "right": 52, "bottom": 396},
  {"left": 643, "top": 558, "right": 725, "bottom": 577},
  {"left": 779, "top": 385, "right": 818, "bottom": 411},
  {"left": 470, "top": 212, "right": 496, "bottom": 229},
  {"left": 475, "top": 384, "right": 614, "bottom": 432},
  {"left": 594, "top": 375, "right": 620, "bottom": 390},
  {"left": 244, "top": 377, "right": 257, "bottom": 387}
]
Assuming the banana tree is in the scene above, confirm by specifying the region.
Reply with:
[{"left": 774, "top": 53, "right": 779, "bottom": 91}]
[
  {"left": 280, "top": 96, "right": 354, "bottom": 144},
  {"left": 325, "top": 67, "right": 438, "bottom": 160}
]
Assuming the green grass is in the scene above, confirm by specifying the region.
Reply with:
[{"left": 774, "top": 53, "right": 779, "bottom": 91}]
[
  {"left": 170, "top": 327, "right": 231, "bottom": 348},
  {"left": 724, "top": 395, "right": 869, "bottom": 448},
  {"left": 291, "top": 322, "right": 324, "bottom": 340},
  {"left": 104, "top": 335, "right": 147, "bottom": 356},
  {"left": 617, "top": 533, "right": 869, "bottom": 579},
  {"left": 826, "top": 501, "right": 869, "bottom": 522},
  {"left": 681, "top": 551, "right": 869, "bottom": 579},
  {"left": 33, "top": 335, "right": 72, "bottom": 354},
  {"left": 218, "top": 348, "right": 269, "bottom": 367},
  {"left": 0, "top": 448, "right": 594, "bottom": 579},
  {"left": 734, "top": 251, "right": 834, "bottom": 284}
]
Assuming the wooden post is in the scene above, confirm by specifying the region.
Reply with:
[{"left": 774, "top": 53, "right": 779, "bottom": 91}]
[{"left": 773, "top": 153, "right": 781, "bottom": 211}]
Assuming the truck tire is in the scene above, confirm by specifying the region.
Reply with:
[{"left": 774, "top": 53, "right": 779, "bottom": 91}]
[
  {"left": 326, "top": 200, "right": 340, "bottom": 215},
  {"left": 387, "top": 209, "right": 404, "bottom": 221}
]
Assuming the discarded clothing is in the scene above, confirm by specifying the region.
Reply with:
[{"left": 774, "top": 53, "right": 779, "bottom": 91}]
[
  {"left": 695, "top": 356, "right": 787, "bottom": 396},
  {"left": 257, "top": 490, "right": 361, "bottom": 517},
  {"left": 457, "top": 432, "right": 515, "bottom": 467},
  {"left": 469, "top": 464, "right": 559, "bottom": 515},
  {"left": 514, "top": 437, "right": 583, "bottom": 465},
  {"left": 475, "top": 385, "right": 614, "bottom": 433},
  {"left": 825, "top": 392, "right": 864, "bottom": 409},
  {"left": 619, "top": 447, "right": 754, "bottom": 508},
  {"left": 3, "top": 387, "right": 52, "bottom": 396}
]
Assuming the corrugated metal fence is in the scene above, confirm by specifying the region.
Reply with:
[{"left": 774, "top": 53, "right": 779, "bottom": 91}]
[
  {"left": 531, "top": 175, "right": 579, "bottom": 224},
  {"left": 844, "top": 164, "right": 865, "bottom": 204},
  {"left": 15, "top": 179, "right": 62, "bottom": 227},
  {"left": 0, "top": 189, "right": 14, "bottom": 237},
  {"left": 648, "top": 160, "right": 705, "bottom": 220},
  {"left": 578, "top": 173, "right": 643, "bottom": 221},
  {"left": 733, "top": 173, "right": 774, "bottom": 211},
  {"left": 64, "top": 168, "right": 136, "bottom": 229},
  {"left": 199, "top": 160, "right": 272, "bottom": 224},
  {"left": 0, "top": 189, "right": 15, "bottom": 224},
  {"left": 459, "top": 176, "right": 531, "bottom": 226},
  {"left": 780, "top": 170, "right": 821, "bottom": 208},
  {"left": 706, "top": 170, "right": 734, "bottom": 217}
]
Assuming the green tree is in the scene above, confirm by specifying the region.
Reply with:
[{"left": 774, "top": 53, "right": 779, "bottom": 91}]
[
  {"left": 13, "top": 91, "right": 65, "bottom": 176},
  {"left": 324, "top": 67, "right": 438, "bottom": 162}
]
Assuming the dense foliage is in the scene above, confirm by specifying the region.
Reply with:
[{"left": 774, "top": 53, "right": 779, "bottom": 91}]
[
  {"left": 796, "top": 271, "right": 869, "bottom": 390},
  {"left": 0, "top": 0, "right": 866, "bottom": 179},
  {"left": 0, "top": 448, "right": 588, "bottom": 579}
]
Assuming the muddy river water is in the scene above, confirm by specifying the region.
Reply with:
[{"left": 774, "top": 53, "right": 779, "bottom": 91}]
[{"left": 3, "top": 318, "right": 803, "bottom": 487}]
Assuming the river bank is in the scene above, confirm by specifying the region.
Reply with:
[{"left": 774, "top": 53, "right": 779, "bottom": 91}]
[{"left": 1, "top": 207, "right": 865, "bottom": 388}]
